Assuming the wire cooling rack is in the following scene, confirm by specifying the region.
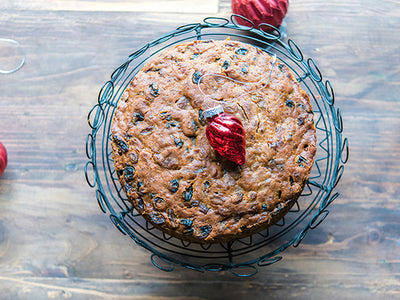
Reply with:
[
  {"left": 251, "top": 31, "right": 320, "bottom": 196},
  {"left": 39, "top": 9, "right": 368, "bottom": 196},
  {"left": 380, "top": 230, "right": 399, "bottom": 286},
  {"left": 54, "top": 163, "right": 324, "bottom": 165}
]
[{"left": 85, "top": 15, "right": 349, "bottom": 277}]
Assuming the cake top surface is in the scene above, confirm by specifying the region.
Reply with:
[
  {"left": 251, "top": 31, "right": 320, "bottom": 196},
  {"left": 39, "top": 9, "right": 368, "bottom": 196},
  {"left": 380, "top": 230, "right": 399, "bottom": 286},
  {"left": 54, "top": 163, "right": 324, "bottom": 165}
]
[{"left": 111, "top": 39, "right": 316, "bottom": 243}]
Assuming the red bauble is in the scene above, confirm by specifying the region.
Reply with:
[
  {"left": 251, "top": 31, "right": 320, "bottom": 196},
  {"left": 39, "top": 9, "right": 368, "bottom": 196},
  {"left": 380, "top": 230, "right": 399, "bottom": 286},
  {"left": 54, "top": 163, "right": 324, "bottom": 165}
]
[
  {"left": 0, "top": 142, "right": 7, "bottom": 177},
  {"left": 206, "top": 113, "right": 246, "bottom": 165},
  {"left": 232, "top": 0, "right": 289, "bottom": 30}
]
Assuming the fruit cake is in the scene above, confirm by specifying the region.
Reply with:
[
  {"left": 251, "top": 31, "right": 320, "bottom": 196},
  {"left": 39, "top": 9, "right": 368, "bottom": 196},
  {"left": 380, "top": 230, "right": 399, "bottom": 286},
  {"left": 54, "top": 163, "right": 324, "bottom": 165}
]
[{"left": 110, "top": 39, "right": 316, "bottom": 243}]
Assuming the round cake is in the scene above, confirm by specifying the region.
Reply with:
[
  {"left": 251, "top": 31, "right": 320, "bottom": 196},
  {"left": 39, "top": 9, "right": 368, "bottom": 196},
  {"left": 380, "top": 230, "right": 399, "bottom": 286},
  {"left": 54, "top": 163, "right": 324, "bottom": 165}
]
[{"left": 111, "top": 39, "right": 316, "bottom": 243}]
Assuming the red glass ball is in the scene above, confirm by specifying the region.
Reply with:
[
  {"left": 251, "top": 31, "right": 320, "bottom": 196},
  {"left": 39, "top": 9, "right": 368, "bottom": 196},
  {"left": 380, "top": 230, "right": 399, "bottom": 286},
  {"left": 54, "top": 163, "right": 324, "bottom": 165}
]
[
  {"left": 232, "top": 0, "right": 289, "bottom": 30},
  {"left": 206, "top": 113, "right": 246, "bottom": 165},
  {"left": 0, "top": 142, "right": 7, "bottom": 177}
]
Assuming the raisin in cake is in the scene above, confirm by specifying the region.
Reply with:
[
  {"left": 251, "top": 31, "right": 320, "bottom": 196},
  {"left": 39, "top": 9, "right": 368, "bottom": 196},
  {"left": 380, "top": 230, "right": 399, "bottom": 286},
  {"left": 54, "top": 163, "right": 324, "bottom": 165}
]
[{"left": 111, "top": 39, "right": 316, "bottom": 243}]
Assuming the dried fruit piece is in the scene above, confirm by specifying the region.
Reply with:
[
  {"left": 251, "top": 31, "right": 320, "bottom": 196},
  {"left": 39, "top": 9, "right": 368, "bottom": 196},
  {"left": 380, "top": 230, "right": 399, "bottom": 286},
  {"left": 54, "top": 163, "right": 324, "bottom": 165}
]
[
  {"left": 198, "top": 109, "right": 206, "bottom": 126},
  {"left": 278, "top": 63, "right": 286, "bottom": 71},
  {"left": 153, "top": 197, "right": 166, "bottom": 210},
  {"left": 123, "top": 165, "right": 135, "bottom": 181},
  {"left": 167, "top": 208, "right": 176, "bottom": 219},
  {"left": 198, "top": 225, "right": 212, "bottom": 239},
  {"left": 130, "top": 152, "right": 139, "bottom": 164},
  {"left": 151, "top": 212, "right": 165, "bottom": 225},
  {"left": 160, "top": 111, "right": 172, "bottom": 121},
  {"left": 190, "top": 53, "right": 200, "bottom": 60},
  {"left": 149, "top": 83, "right": 159, "bottom": 97},
  {"left": 112, "top": 135, "right": 129, "bottom": 153},
  {"left": 136, "top": 181, "right": 144, "bottom": 195},
  {"left": 167, "top": 209, "right": 179, "bottom": 228},
  {"left": 136, "top": 197, "right": 145, "bottom": 212},
  {"left": 297, "top": 155, "right": 307, "bottom": 167},
  {"left": 182, "top": 183, "right": 194, "bottom": 201},
  {"left": 285, "top": 99, "right": 294, "bottom": 107},
  {"left": 203, "top": 181, "right": 211, "bottom": 189},
  {"left": 271, "top": 203, "right": 283, "bottom": 216},
  {"left": 235, "top": 48, "right": 248, "bottom": 55},
  {"left": 222, "top": 60, "right": 230, "bottom": 70},
  {"left": 172, "top": 135, "right": 184, "bottom": 148},
  {"left": 169, "top": 179, "right": 180, "bottom": 193},
  {"left": 133, "top": 112, "right": 144, "bottom": 124},
  {"left": 166, "top": 122, "right": 177, "bottom": 129},
  {"left": 180, "top": 218, "right": 193, "bottom": 227},
  {"left": 192, "top": 71, "right": 202, "bottom": 84}
]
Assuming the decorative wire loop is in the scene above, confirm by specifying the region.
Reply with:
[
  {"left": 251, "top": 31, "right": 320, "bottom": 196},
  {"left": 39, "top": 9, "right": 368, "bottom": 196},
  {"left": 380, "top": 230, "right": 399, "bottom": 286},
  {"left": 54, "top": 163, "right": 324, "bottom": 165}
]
[
  {"left": 151, "top": 254, "right": 175, "bottom": 272},
  {"left": 293, "top": 229, "right": 308, "bottom": 248},
  {"left": 258, "top": 23, "right": 281, "bottom": 40},
  {"left": 203, "top": 17, "right": 230, "bottom": 27},
  {"left": 286, "top": 39, "right": 303, "bottom": 61},
  {"left": 230, "top": 14, "right": 255, "bottom": 30},
  {"left": 129, "top": 44, "right": 149, "bottom": 59},
  {"left": 324, "top": 80, "right": 335, "bottom": 105},
  {"left": 85, "top": 134, "right": 94, "bottom": 159},
  {"left": 204, "top": 263, "right": 226, "bottom": 272},
  {"left": 111, "top": 63, "right": 129, "bottom": 82},
  {"left": 231, "top": 265, "right": 258, "bottom": 277},
  {"left": 110, "top": 214, "right": 127, "bottom": 235},
  {"left": 0, "top": 38, "right": 25, "bottom": 74},
  {"left": 310, "top": 210, "right": 329, "bottom": 229},
  {"left": 87, "top": 104, "right": 105, "bottom": 130},
  {"left": 341, "top": 138, "right": 350, "bottom": 164},
  {"left": 85, "top": 15, "right": 348, "bottom": 277},
  {"left": 84, "top": 161, "right": 96, "bottom": 188},
  {"left": 98, "top": 81, "right": 114, "bottom": 104},
  {"left": 257, "top": 256, "right": 282, "bottom": 267},
  {"left": 96, "top": 189, "right": 107, "bottom": 213},
  {"left": 307, "top": 58, "right": 323, "bottom": 82},
  {"left": 175, "top": 23, "right": 202, "bottom": 34},
  {"left": 335, "top": 108, "right": 344, "bottom": 133}
]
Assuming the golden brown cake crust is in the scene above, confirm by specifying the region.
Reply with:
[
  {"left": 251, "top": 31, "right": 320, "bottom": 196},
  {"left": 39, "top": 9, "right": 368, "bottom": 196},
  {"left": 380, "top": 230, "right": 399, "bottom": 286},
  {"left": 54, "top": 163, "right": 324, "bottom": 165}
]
[{"left": 111, "top": 39, "right": 316, "bottom": 243}]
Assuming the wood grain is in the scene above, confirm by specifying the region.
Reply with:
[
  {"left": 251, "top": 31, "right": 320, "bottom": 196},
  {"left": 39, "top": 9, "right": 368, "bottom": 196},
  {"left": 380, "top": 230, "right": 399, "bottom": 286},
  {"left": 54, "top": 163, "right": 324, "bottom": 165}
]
[
  {"left": 0, "top": 0, "right": 219, "bottom": 13},
  {"left": 1, "top": 0, "right": 400, "bottom": 298}
]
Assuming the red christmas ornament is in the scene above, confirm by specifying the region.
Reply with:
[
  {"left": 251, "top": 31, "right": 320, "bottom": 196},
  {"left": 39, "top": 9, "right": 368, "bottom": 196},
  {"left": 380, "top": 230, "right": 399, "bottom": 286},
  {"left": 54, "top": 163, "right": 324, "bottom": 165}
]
[
  {"left": 232, "top": 0, "right": 289, "bottom": 30},
  {"left": 204, "top": 106, "right": 246, "bottom": 165},
  {"left": 0, "top": 142, "right": 7, "bottom": 177}
]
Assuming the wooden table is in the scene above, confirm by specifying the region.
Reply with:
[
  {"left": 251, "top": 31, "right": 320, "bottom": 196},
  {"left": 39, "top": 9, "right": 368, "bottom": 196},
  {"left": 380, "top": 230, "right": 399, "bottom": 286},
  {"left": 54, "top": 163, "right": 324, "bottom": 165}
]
[{"left": 1, "top": 0, "right": 399, "bottom": 298}]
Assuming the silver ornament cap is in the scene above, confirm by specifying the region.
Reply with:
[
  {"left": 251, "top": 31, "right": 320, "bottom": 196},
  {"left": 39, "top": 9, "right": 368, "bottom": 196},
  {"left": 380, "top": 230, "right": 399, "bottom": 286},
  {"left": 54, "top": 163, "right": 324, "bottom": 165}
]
[{"left": 203, "top": 105, "right": 224, "bottom": 120}]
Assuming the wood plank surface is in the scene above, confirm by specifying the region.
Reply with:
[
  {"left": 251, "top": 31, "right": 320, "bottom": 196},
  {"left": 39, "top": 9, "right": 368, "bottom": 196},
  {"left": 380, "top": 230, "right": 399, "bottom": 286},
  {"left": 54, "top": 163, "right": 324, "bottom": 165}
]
[
  {"left": 0, "top": 0, "right": 219, "bottom": 13},
  {"left": 0, "top": 0, "right": 399, "bottom": 299}
]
